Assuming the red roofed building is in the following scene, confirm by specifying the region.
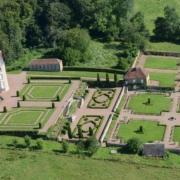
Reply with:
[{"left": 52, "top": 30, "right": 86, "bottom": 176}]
[
  {"left": 29, "top": 58, "right": 63, "bottom": 72},
  {"left": 124, "top": 67, "right": 149, "bottom": 88}
]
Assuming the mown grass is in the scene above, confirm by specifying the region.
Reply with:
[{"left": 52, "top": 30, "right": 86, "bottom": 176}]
[
  {"left": 145, "top": 56, "right": 180, "bottom": 70},
  {"left": 173, "top": 127, "right": 180, "bottom": 143},
  {"left": 150, "top": 72, "right": 176, "bottom": 87},
  {"left": 128, "top": 93, "right": 172, "bottom": 115},
  {"left": 118, "top": 120, "right": 165, "bottom": 143}
]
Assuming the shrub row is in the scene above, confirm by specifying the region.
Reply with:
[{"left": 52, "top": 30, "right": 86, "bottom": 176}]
[
  {"left": 63, "top": 66, "right": 126, "bottom": 74},
  {"left": 143, "top": 50, "right": 180, "bottom": 57},
  {"left": 29, "top": 76, "right": 81, "bottom": 80}
]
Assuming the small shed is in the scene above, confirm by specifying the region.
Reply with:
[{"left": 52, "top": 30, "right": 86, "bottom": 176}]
[
  {"left": 124, "top": 67, "right": 149, "bottom": 88},
  {"left": 29, "top": 58, "right": 63, "bottom": 72},
  {"left": 143, "top": 143, "right": 165, "bottom": 157}
]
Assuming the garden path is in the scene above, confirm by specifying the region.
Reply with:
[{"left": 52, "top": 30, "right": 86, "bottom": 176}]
[
  {"left": 70, "top": 88, "right": 122, "bottom": 140},
  {"left": 0, "top": 72, "right": 27, "bottom": 111},
  {"left": 39, "top": 80, "right": 80, "bottom": 133}
]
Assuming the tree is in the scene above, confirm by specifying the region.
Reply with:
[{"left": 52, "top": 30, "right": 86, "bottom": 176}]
[
  {"left": 77, "top": 125, "right": 83, "bottom": 139},
  {"left": 84, "top": 136, "right": 99, "bottom": 156},
  {"left": 106, "top": 73, "right": 109, "bottom": 84},
  {"left": 89, "top": 127, "right": 93, "bottom": 136},
  {"left": 118, "top": 58, "right": 129, "bottom": 70},
  {"left": 17, "top": 102, "right": 20, "bottom": 108},
  {"left": 16, "top": 91, "right": 20, "bottom": 97},
  {"left": 97, "top": 73, "right": 100, "bottom": 84},
  {"left": 12, "top": 139, "right": 18, "bottom": 148},
  {"left": 36, "top": 139, "right": 43, "bottom": 150},
  {"left": 76, "top": 140, "right": 85, "bottom": 154},
  {"left": 3, "top": 106, "right": 7, "bottom": 113},
  {"left": 62, "top": 140, "right": 69, "bottom": 153},
  {"left": 52, "top": 102, "right": 55, "bottom": 109},
  {"left": 114, "top": 73, "right": 117, "bottom": 84},
  {"left": 147, "top": 98, "right": 151, "bottom": 105},
  {"left": 56, "top": 95, "right": 60, "bottom": 101},
  {"left": 67, "top": 123, "right": 73, "bottom": 139},
  {"left": 27, "top": 77, "right": 31, "bottom": 84},
  {"left": 126, "top": 138, "right": 142, "bottom": 154},
  {"left": 39, "top": 122, "right": 42, "bottom": 129},
  {"left": 24, "top": 135, "right": 31, "bottom": 148},
  {"left": 22, "top": 95, "right": 26, "bottom": 101},
  {"left": 139, "top": 126, "right": 144, "bottom": 134}
]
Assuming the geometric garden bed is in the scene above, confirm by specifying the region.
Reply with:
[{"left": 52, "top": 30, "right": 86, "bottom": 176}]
[
  {"left": 20, "top": 81, "right": 70, "bottom": 101},
  {"left": 88, "top": 89, "right": 115, "bottom": 109},
  {"left": 0, "top": 107, "right": 54, "bottom": 131},
  {"left": 73, "top": 115, "right": 104, "bottom": 138}
]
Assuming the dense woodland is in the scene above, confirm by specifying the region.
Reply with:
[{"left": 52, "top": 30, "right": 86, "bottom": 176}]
[{"left": 0, "top": 0, "right": 179, "bottom": 69}]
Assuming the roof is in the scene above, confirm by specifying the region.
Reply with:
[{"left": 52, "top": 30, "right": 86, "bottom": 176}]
[
  {"left": 30, "top": 59, "right": 62, "bottom": 66},
  {"left": 124, "top": 67, "right": 148, "bottom": 80},
  {"left": 143, "top": 143, "right": 165, "bottom": 157}
]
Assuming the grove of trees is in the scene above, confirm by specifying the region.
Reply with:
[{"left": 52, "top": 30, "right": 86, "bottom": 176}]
[{"left": 0, "top": 0, "right": 149, "bottom": 67}]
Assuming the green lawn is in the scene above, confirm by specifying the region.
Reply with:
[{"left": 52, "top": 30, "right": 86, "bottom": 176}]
[
  {"left": 21, "top": 81, "right": 70, "bottom": 101},
  {"left": 118, "top": 120, "right": 165, "bottom": 143},
  {"left": 173, "top": 127, "right": 180, "bottom": 143},
  {"left": 150, "top": 72, "right": 176, "bottom": 87},
  {"left": 0, "top": 108, "right": 54, "bottom": 131},
  {"left": 147, "top": 42, "right": 180, "bottom": 53},
  {"left": 145, "top": 56, "right": 180, "bottom": 70},
  {"left": 28, "top": 71, "right": 123, "bottom": 80},
  {"left": 128, "top": 93, "right": 172, "bottom": 115}
]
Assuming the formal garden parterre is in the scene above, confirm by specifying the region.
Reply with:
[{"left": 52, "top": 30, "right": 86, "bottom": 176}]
[
  {"left": 0, "top": 107, "right": 54, "bottom": 131},
  {"left": 20, "top": 80, "right": 70, "bottom": 101},
  {"left": 73, "top": 115, "right": 104, "bottom": 138},
  {"left": 88, "top": 89, "right": 116, "bottom": 109}
]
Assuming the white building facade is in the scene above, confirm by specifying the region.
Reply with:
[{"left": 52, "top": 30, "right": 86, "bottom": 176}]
[{"left": 0, "top": 51, "right": 9, "bottom": 92}]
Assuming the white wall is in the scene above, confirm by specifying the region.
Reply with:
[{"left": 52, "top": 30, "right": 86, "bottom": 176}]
[{"left": 0, "top": 51, "right": 9, "bottom": 92}]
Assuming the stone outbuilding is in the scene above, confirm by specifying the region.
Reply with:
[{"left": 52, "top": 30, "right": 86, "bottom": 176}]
[
  {"left": 143, "top": 143, "right": 165, "bottom": 157},
  {"left": 29, "top": 58, "right": 63, "bottom": 72},
  {"left": 124, "top": 67, "right": 149, "bottom": 89}
]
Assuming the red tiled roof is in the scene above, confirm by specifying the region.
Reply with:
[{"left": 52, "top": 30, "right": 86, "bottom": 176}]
[
  {"left": 124, "top": 68, "right": 148, "bottom": 80},
  {"left": 30, "top": 59, "right": 62, "bottom": 66}
]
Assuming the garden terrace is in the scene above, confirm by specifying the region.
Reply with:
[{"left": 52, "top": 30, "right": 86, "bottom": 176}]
[
  {"left": 73, "top": 115, "right": 103, "bottom": 138},
  {"left": 20, "top": 81, "right": 70, "bottom": 101},
  {"left": 150, "top": 72, "right": 176, "bottom": 88},
  {"left": 88, "top": 89, "right": 116, "bottom": 109},
  {"left": 127, "top": 93, "right": 172, "bottom": 115},
  {"left": 0, "top": 107, "right": 54, "bottom": 131},
  {"left": 118, "top": 120, "right": 165, "bottom": 143},
  {"left": 145, "top": 56, "right": 180, "bottom": 70}
]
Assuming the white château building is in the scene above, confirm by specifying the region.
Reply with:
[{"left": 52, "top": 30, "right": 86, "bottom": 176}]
[{"left": 0, "top": 51, "right": 9, "bottom": 92}]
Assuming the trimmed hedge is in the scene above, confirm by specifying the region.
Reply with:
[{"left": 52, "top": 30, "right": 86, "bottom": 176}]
[
  {"left": 63, "top": 66, "right": 126, "bottom": 74},
  {"left": 29, "top": 75, "right": 81, "bottom": 80}
]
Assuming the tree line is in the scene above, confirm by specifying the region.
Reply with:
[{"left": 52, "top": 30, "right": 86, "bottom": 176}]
[{"left": 3, "top": 0, "right": 178, "bottom": 67}]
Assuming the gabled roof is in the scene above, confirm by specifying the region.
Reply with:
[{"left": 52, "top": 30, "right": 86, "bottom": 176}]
[
  {"left": 124, "top": 67, "right": 148, "bottom": 80},
  {"left": 30, "top": 59, "right": 62, "bottom": 66},
  {"left": 143, "top": 143, "right": 165, "bottom": 157}
]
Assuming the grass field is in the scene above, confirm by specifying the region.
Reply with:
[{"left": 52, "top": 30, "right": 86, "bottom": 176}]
[
  {"left": 150, "top": 72, "right": 176, "bottom": 87},
  {"left": 145, "top": 56, "right": 180, "bottom": 70},
  {"left": 1, "top": 135, "right": 180, "bottom": 179},
  {"left": 0, "top": 108, "right": 54, "bottom": 131},
  {"left": 128, "top": 93, "right": 172, "bottom": 115},
  {"left": 21, "top": 81, "right": 70, "bottom": 101},
  {"left": 134, "top": 0, "right": 180, "bottom": 34},
  {"left": 118, "top": 120, "right": 165, "bottom": 143}
]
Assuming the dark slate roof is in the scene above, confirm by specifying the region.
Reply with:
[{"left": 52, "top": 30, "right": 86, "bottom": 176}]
[
  {"left": 143, "top": 143, "right": 165, "bottom": 157},
  {"left": 30, "top": 59, "right": 62, "bottom": 66},
  {"left": 124, "top": 67, "right": 148, "bottom": 80}
]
